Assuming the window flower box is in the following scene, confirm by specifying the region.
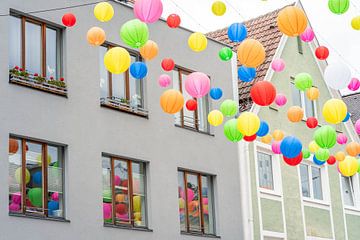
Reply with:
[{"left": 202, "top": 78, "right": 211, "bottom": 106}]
[{"left": 100, "top": 96, "right": 148, "bottom": 118}]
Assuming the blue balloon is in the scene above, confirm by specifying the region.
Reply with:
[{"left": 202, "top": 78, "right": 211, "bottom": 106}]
[
  {"left": 280, "top": 136, "right": 302, "bottom": 158},
  {"left": 209, "top": 87, "right": 223, "bottom": 100},
  {"left": 227, "top": 23, "right": 247, "bottom": 42},
  {"left": 130, "top": 62, "right": 147, "bottom": 79},
  {"left": 342, "top": 112, "right": 351, "bottom": 122},
  {"left": 257, "top": 121, "right": 269, "bottom": 137},
  {"left": 33, "top": 171, "right": 42, "bottom": 185},
  {"left": 238, "top": 66, "right": 256, "bottom": 82},
  {"left": 313, "top": 155, "right": 326, "bottom": 166},
  {"left": 48, "top": 200, "right": 59, "bottom": 215}
]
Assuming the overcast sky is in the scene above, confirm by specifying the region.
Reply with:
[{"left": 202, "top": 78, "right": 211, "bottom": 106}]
[{"left": 161, "top": 0, "right": 360, "bottom": 95}]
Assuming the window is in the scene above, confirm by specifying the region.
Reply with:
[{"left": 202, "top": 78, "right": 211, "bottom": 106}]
[
  {"left": 257, "top": 152, "right": 274, "bottom": 190},
  {"left": 102, "top": 155, "right": 147, "bottom": 228},
  {"left": 291, "top": 82, "right": 316, "bottom": 118},
  {"left": 173, "top": 67, "right": 209, "bottom": 132},
  {"left": 8, "top": 137, "right": 65, "bottom": 218},
  {"left": 178, "top": 170, "right": 215, "bottom": 235},
  {"left": 341, "top": 176, "right": 355, "bottom": 206},
  {"left": 300, "top": 163, "right": 324, "bottom": 201}
]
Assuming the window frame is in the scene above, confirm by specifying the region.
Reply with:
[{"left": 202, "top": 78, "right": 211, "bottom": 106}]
[
  {"left": 290, "top": 81, "right": 318, "bottom": 119},
  {"left": 341, "top": 174, "right": 360, "bottom": 211}
]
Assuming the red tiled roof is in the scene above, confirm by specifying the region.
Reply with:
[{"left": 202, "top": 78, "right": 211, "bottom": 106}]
[{"left": 207, "top": 5, "right": 293, "bottom": 111}]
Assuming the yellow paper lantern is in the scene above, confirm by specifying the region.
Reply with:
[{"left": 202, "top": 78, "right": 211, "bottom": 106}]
[
  {"left": 179, "top": 198, "right": 185, "bottom": 209},
  {"left": 237, "top": 112, "right": 260, "bottom": 136},
  {"left": 261, "top": 134, "right": 272, "bottom": 144},
  {"left": 15, "top": 167, "right": 30, "bottom": 184},
  {"left": 339, "top": 156, "right": 359, "bottom": 177},
  {"left": 133, "top": 195, "right": 141, "bottom": 212},
  {"left": 287, "top": 106, "right": 304, "bottom": 123},
  {"left": 237, "top": 39, "right": 266, "bottom": 68},
  {"left": 346, "top": 142, "right": 360, "bottom": 157},
  {"left": 322, "top": 99, "right": 347, "bottom": 124},
  {"left": 351, "top": 16, "right": 360, "bottom": 30},
  {"left": 160, "top": 89, "right": 184, "bottom": 114},
  {"left": 134, "top": 212, "right": 142, "bottom": 221},
  {"left": 188, "top": 32, "right": 207, "bottom": 52},
  {"left": 272, "top": 129, "right": 284, "bottom": 141},
  {"left": 277, "top": 6, "right": 307, "bottom": 37},
  {"left": 94, "top": 2, "right": 114, "bottom": 22},
  {"left": 309, "top": 140, "right": 320, "bottom": 153},
  {"left": 139, "top": 40, "right": 159, "bottom": 61},
  {"left": 87, "top": 27, "right": 106, "bottom": 46},
  {"left": 306, "top": 87, "right": 320, "bottom": 100},
  {"left": 335, "top": 151, "right": 346, "bottom": 162},
  {"left": 212, "top": 1, "right": 226, "bottom": 16},
  {"left": 208, "top": 110, "right": 224, "bottom": 126},
  {"left": 104, "top": 47, "right": 131, "bottom": 74}
]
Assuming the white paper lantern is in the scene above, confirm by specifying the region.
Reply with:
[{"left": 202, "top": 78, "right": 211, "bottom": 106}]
[{"left": 324, "top": 61, "right": 351, "bottom": 90}]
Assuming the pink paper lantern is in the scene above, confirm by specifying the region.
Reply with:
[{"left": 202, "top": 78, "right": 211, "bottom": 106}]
[
  {"left": 356, "top": 119, "right": 360, "bottom": 134},
  {"left": 275, "top": 94, "right": 287, "bottom": 107},
  {"left": 337, "top": 133, "right": 348, "bottom": 145},
  {"left": 185, "top": 72, "right": 211, "bottom": 98},
  {"left": 187, "top": 189, "right": 195, "bottom": 202},
  {"left": 134, "top": 0, "right": 163, "bottom": 23},
  {"left": 11, "top": 192, "right": 21, "bottom": 204},
  {"left": 114, "top": 175, "right": 121, "bottom": 186},
  {"left": 300, "top": 27, "right": 314, "bottom": 42},
  {"left": 271, "top": 59, "right": 285, "bottom": 72},
  {"left": 272, "top": 141, "right": 282, "bottom": 154},
  {"left": 9, "top": 203, "right": 20, "bottom": 212},
  {"left": 158, "top": 74, "right": 171, "bottom": 88},
  {"left": 348, "top": 78, "right": 360, "bottom": 91},
  {"left": 103, "top": 203, "right": 112, "bottom": 220},
  {"left": 51, "top": 192, "right": 59, "bottom": 201}
]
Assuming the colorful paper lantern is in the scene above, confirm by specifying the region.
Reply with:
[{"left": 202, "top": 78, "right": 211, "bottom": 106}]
[
  {"left": 87, "top": 27, "right": 106, "bottom": 46},
  {"left": 134, "top": 0, "right": 163, "bottom": 23},
  {"left": 33, "top": 171, "right": 42, "bottom": 185},
  {"left": 275, "top": 94, "right": 287, "bottom": 107},
  {"left": 306, "top": 87, "right": 320, "bottom": 100},
  {"left": 219, "top": 47, "right": 233, "bottom": 61},
  {"left": 314, "top": 125, "right": 337, "bottom": 149},
  {"left": 9, "top": 139, "right": 19, "bottom": 154},
  {"left": 238, "top": 66, "right": 256, "bottom": 82},
  {"left": 244, "top": 134, "right": 257, "bottom": 142},
  {"left": 237, "top": 39, "right": 265, "bottom": 68},
  {"left": 104, "top": 47, "right": 131, "bottom": 74},
  {"left": 309, "top": 140, "right": 320, "bottom": 153},
  {"left": 139, "top": 40, "right": 158, "bottom": 60},
  {"left": 337, "top": 133, "right": 348, "bottom": 145},
  {"left": 302, "top": 149, "right": 311, "bottom": 159},
  {"left": 224, "top": 119, "right": 243, "bottom": 142},
  {"left": 227, "top": 23, "right": 247, "bottom": 42},
  {"left": 62, "top": 13, "right": 76, "bottom": 27},
  {"left": 188, "top": 32, "right": 207, "bottom": 52},
  {"left": 351, "top": 16, "right": 360, "bottom": 30},
  {"left": 271, "top": 59, "right": 285, "bottom": 72},
  {"left": 356, "top": 119, "right": 360, "bottom": 134},
  {"left": 130, "top": 62, "right": 147, "bottom": 79},
  {"left": 315, "top": 46, "right": 329, "bottom": 60},
  {"left": 261, "top": 134, "right": 272, "bottom": 144},
  {"left": 160, "top": 89, "right": 184, "bottom": 114},
  {"left": 339, "top": 156, "right": 358, "bottom": 177},
  {"left": 212, "top": 1, "right": 226, "bottom": 16},
  {"left": 348, "top": 78, "right": 360, "bottom": 91},
  {"left": 300, "top": 27, "right": 314, "bottom": 42},
  {"left": 280, "top": 136, "right": 302, "bottom": 158},
  {"left": 48, "top": 200, "right": 59, "bottom": 215},
  {"left": 185, "top": 72, "right": 210, "bottom": 98},
  {"left": 208, "top": 110, "right": 224, "bottom": 126},
  {"left": 342, "top": 112, "right": 351, "bottom": 122},
  {"left": 273, "top": 129, "right": 284, "bottom": 141},
  {"left": 161, "top": 58, "right": 175, "bottom": 71},
  {"left": 15, "top": 167, "right": 30, "bottom": 184},
  {"left": 346, "top": 142, "right": 360, "bottom": 157},
  {"left": 328, "top": 0, "right": 349, "bottom": 15},
  {"left": 94, "top": 2, "right": 114, "bottom": 22},
  {"left": 283, "top": 152, "right": 303, "bottom": 166},
  {"left": 335, "top": 151, "right": 346, "bottom": 161},
  {"left": 186, "top": 99, "right": 197, "bottom": 111},
  {"left": 277, "top": 6, "right": 307, "bottom": 37},
  {"left": 158, "top": 74, "right": 171, "bottom": 88},
  {"left": 257, "top": 121, "right": 270, "bottom": 137},
  {"left": 313, "top": 155, "right": 326, "bottom": 166},
  {"left": 120, "top": 19, "right": 149, "bottom": 48},
  {"left": 167, "top": 14, "right": 181, "bottom": 28},
  {"left": 315, "top": 148, "right": 330, "bottom": 161},
  {"left": 306, "top": 117, "right": 318, "bottom": 129},
  {"left": 28, "top": 188, "right": 43, "bottom": 207},
  {"left": 9, "top": 203, "right": 20, "bottom": 212},
  {"left": 237, "top": 112, "right": 260, "bottom": 136},
  {"left": 327, "top": 156, "right": 336, "bottom": 165},
  {"left": 322, "top": 99, "right": 347, "bottom": 124},
  {"left": 287, "top": 106, "right": 304, "bottom": 123},
  {"left": 295, "top": 73, "right": 313, "bottom": 91},
  {"left": 209, "top": 88, "right": 223, "bottom": 100},
  {"left": 324, "top": 62, "right": 352, "bottom": 90},
  {"left": 220, "top": 99, "right": 238, "bottom": 117},
  {"left": 272, "top": 141, "right": 282, "bottom": 154},
  {"left": 250, "top": 81, "right": 276, "bottom": 106}
]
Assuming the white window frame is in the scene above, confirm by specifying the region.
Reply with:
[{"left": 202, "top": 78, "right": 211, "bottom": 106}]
[
  {"left": 341, "top": 173, "right": 360, "bottom": 213},
  {"left": 290, "top": 82, "right": 318, "bottom": 119},
  {"left": 262, "top": 230, "right": 285, "bottom": 240}
]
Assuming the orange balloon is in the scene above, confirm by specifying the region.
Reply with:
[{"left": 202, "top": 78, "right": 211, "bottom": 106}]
[
  {"left": 346, "top": 142, "right": 360, "bottom": 157},
  {"left": 87, "top": 26, "right": 106, "bottom": 46},
  {"left": 140, "top": 40, "right": 159, "bottom": 60},
  {"left": 115, "top": 194, "right": 126, "bottom": 203},
  {"left": 277, "top": 6, "right": 307, "bottom": 37},
  {"left": 272, "top": 129, "right": 284, "bottom": 141},
  {"left": 306, "top": 87, "right": 320, "bottom": 101},
  {"left": 237, "top": 39, "right": 265, "bottom": 68},
  {"left": 160, "top": 89, "right": 184, "bottom": 114},
  {"left": 335, "top": 151, "right": 346, "bottom": 162},
  {"left": 287, "top": 106, "right": 304, "bottom": 123}
]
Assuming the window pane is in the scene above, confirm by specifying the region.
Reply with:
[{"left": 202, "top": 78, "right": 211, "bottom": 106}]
[
  {"left": 181, "top": 71, "right": 196, "bottom": 129},
  {"left": 257, "top": 152, "right": 274, "bottom": 190},
  {"left": 311, "top": 166, "right": 323, "bottom": 200},
  {"left": 114, "top": 160, "right": 130, "bottom": 224},
  {"left": 47, "top": 145, "right": 63, "bottom": 218},
  {"left": 129, "top": 55, "right": 143, "bottom": 108},
  {"left": 341, "top": 176, "right": 355, "bottom": 206},
  {"left": 102, "top": 157, "right": 113, "bottom": 223},
  {"left": 201, "top": 175, "right": 215, "bottom": 234},
  {"left": 178, "top": 171, "right": 187, "bottom": 231},
  {"left": 187, "top": 174, "right": 201, "bottom": 232},
  {"left": 197, "top": 96, "right": 209, "bottom": 132},
  {"left": 132, "top": 162, "right": 146, "bottom": 227},
  {"left": 304, "top": 96, "right": 315, "bottom": 117},
  {"left": 8, "top": 138, "right": 22, "bottom": 213},
  {"left": 300, "top": 164, "right": 310, "bottom": 198},
  {"left": 99, "top": 46, "right": 109, "bottom": 99},
  {"left": 9, "top": 16, "right": 21, "bottom": 69},
  {"left": 112, "top": 73, "right": 126, "bottom": 100},
  {"left": 46, "top": 28, "right": 57, "bottom": 78},
  {"left": 173, "top": 69, "right": 181, "bottom": 126},
  {"left": 291, "top": 83, "right": 302, "bottom": 107},
  {"left": 25, "top": 21, "right": 41, "bottom": 74}
]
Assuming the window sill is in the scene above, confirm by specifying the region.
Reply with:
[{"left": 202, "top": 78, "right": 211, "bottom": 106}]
[
  {"left": 175, "top": 124, "right": 214, "bottom": 136},
  {"left": 344, "top": 206, "right": 360, "bottom": 216},
  {"left": 181, "top": 231, "right": 220, "bottom": 238},
  {"left": 9, "top": 212, "right": 70, "bottom": 223},
  {"left": 104, "top": 223, "right": 153, "bottom": 232},
  {"left": 100, "top": 98, "right": 148, "bottom": 118},
  {"left": 303, "top": 198, "right": 330, "bottom": 209},
  {"left": 259, "top": 188, "right": 282, "bottom": 200}
]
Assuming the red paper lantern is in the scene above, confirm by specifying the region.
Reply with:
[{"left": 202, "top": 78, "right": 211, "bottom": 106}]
[
  {"left": 327, "top": 155, "right": 336, "bottom": 165},
  {"left": 116, "top": 203, "right": 128, "bottom": 215},
  {"left": 283, "top": 152, "right": 303, "bottom": 166},
  {"left": 186, "top": 99, "right": 197, "bottom": 111},
  {"left": 250, "top": 81, "right": 277, "bottom": 106},
  {"left": 167, "top": 14, "right": 181, "bottom": 28},
  {"left": 62, "top": 13, "right": 76, "bottom": 27},
  {"left": 315, "top": 46, "right": 329, "bottom": 60},
  {"left": 306, "top": 117, "right": 318, "bottom": 129},
  {"left": 244, "top": 134, "right": 257, "bottom": 142},
  {"left": 161, "top": 58, "right": 175, "bottom": 71}
]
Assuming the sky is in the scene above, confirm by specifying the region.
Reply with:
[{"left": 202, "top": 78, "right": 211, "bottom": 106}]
[{"left": 161, "top": 0, "right": 360, "bottom": 96}]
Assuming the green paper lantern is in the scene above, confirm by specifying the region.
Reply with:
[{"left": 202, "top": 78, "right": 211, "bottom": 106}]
[
  {"left": 219, "top": 47, "right": 233, "bottom": 61},
  {"left": 120, "top": 19, "right": 149, "bottom": 48},
  {"left": 315, "top": 148, "right": 330, "bottom": 161},
  {"left": 294, "top": 73, "right": 313, "bottom": 91},
  {"left": 314, "top": 125, "right": 337, "bottom": 149},
  {"left": 103, "top": 189, "right": 112, "bottom": 203},
  {"left": 224, "top": 119, "right": 243, "bottom": 142},
  {"left": 220, "top": 99, "right": 238, "bottom": 117},
  {"left": 15, "top": 167, "right": 30, "bottom": 184},
  {"left": 328, "top": 0, "right": 349, "bottom": 15},
  {"left": 302, "top": 149, "right": 311, "bottom": 159},
  {"left": 28, "top": 188, "right": 43, "bottom": 208}
]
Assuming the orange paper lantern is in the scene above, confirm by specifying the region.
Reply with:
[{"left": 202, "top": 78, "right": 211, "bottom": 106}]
[
  {"left": 87, "top": 26, "right": 106, "bottom": 46},
  {"left": 273, "top": 129, "right": 285, "bottom": 141},
  {"left": 140, "top": 40, "right": 159, "bottom": 61},
  {"left": 335, "top": 151, "right": 346, "bottom": 161},
  {"left": 277, "top": 6, "right": 308, "bottom": 37},
  {"left": 287, "top": 106, "right": 304, "bottom": 123},
  {"left": 306, "top": 87, "right": 320, "bottom": 100},
  {"left": 237, "top": 39, "right": 265, "bottom": 68},
  {"left": 346, "top": 142, "right": 360, "bottom": 157},
  {"left": 160, "top": 89, "right": 184, "bottom": 114}
]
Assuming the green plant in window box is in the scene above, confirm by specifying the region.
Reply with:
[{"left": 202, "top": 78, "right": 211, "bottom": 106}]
[
  {"left": 33, "top": 73, "right": 46, "bottom": 83},
  {"left": 47, "top": 77, "right": 66, "bottom": 88},
  {"left": 119, "top": 98, "right": 130, "bottom": 104},
  {"left": 9, "top": 66, "right": 29, "bottom": 78}
]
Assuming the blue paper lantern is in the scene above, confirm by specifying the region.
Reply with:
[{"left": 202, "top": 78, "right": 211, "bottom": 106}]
[
  {"left": 33, "top": 171, "right": 42, "bottom": 185},
  {"left": 48, "top": 200, "right": 59, "bottom": 215},
  {"left": 257, "top": 121, "right": 269, "bottom": 137},
  {"left": 313, "top": 155, "right": 326, "bottom": 166},
  {"left": 238, "top": 66, "right": 256, "bottom": 82},
  {"left": 227, "top": 23, "right": 247, "bottom": 42},
  {"left": 280, "top": 136, "right": 302, "bottom": 158},
  {"left": 209, "top": 87, "right": 223, "bottom": 100},
  {"left": 342, "top": 112, "right": 351, "bottom": 122},
  {"left": 130, "top": 62, "right": 147, "bottom": 79}
]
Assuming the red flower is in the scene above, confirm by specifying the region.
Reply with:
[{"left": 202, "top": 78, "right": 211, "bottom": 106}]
[
  {"left": 34, "top": 73, "right": 38, "bottom": 77},
  {"left": 60, "top": 77, "right": 64, "bottom": 82},
  {"left": 14, "top": 66, "right": 19, "bottom": 70},
  {"left": 19, "top": 68, "right": 23, "bottom": 71},
  {"left": 50, "top": 76, "right": 54, "bottom": 80}
]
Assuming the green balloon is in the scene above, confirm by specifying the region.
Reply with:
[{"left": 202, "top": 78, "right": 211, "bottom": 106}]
[
  {"left": 315, "top": 148, "right": 330, "bottom": 161},
  {"left": 218, "top": 47, "right": 233, "bottom": 61},
  {"left": 224, "top": 119, "right": 243, "bottom": 142},
  {"left": 302, "top": 149, "right": 311, "bottom": 159},
  {"left": 314, "top": 125, "right": 337, "bottom": 149},
  {"left": 328, "top": 0, "right": 349, "bottom": 15},
  {"left": 220, "top": 99, "right": 238, "bottom": 117},
  {"left": 28, "top": 188, "right": 43, "bottom": 208},
  {"left": 294, "top": 73, "right": 313, "bottom": 91},
  {"left": 120, "top": 19, "right": 149, "bottom": 48}
]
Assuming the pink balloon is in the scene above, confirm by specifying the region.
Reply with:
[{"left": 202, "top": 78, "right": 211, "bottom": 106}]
[
  {"left": 51, "top": 192, "right": 59, "bottom": 201},
  {"left": 185, "top": 72, "right": 210, "bottom": 98},
  {"left": 348, "top": 78, "right": 360, "bottom": 91},
  {"left": 356, "top": 119, "right": 360, "bottom": 134},
  {"left": 114, "top": 175, "right": 121, "bottom": 186},
  {"left": 275, "top": 94, "right": 287, "bottom": 107},
  {"left": 300, "top": 27, "right": 314, "bottom": 42},
  {"left": 9, "top": 203, "right": 21, "bottom": 212},
  {"left": 158, "top": 74, "right": 171, "bottom": 88},
  {"left": 134, "top": 0, "right": 163, "bottom": 23},
  {"left": 187, "top": 189, "right": 194, "bottom": 202},
  {"left": 103, "top": 203, "right": 112, "bottom": 220},
  {"left": 272, "top": 141, "right": 282, "bottom": 154},
  {"left": 337, "top": 133, "right": 348, "bottom": 145},
  {"left": 271, "top": 59, "right": 285, "bottom": 72}
]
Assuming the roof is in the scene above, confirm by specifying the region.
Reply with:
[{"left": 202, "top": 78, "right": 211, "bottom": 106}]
[
  {"left": 342, "top": 93, "right": 360, "bottom": 128},
  {"left": 207, "top": 5, "right": 293, "bottom": 111}
]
